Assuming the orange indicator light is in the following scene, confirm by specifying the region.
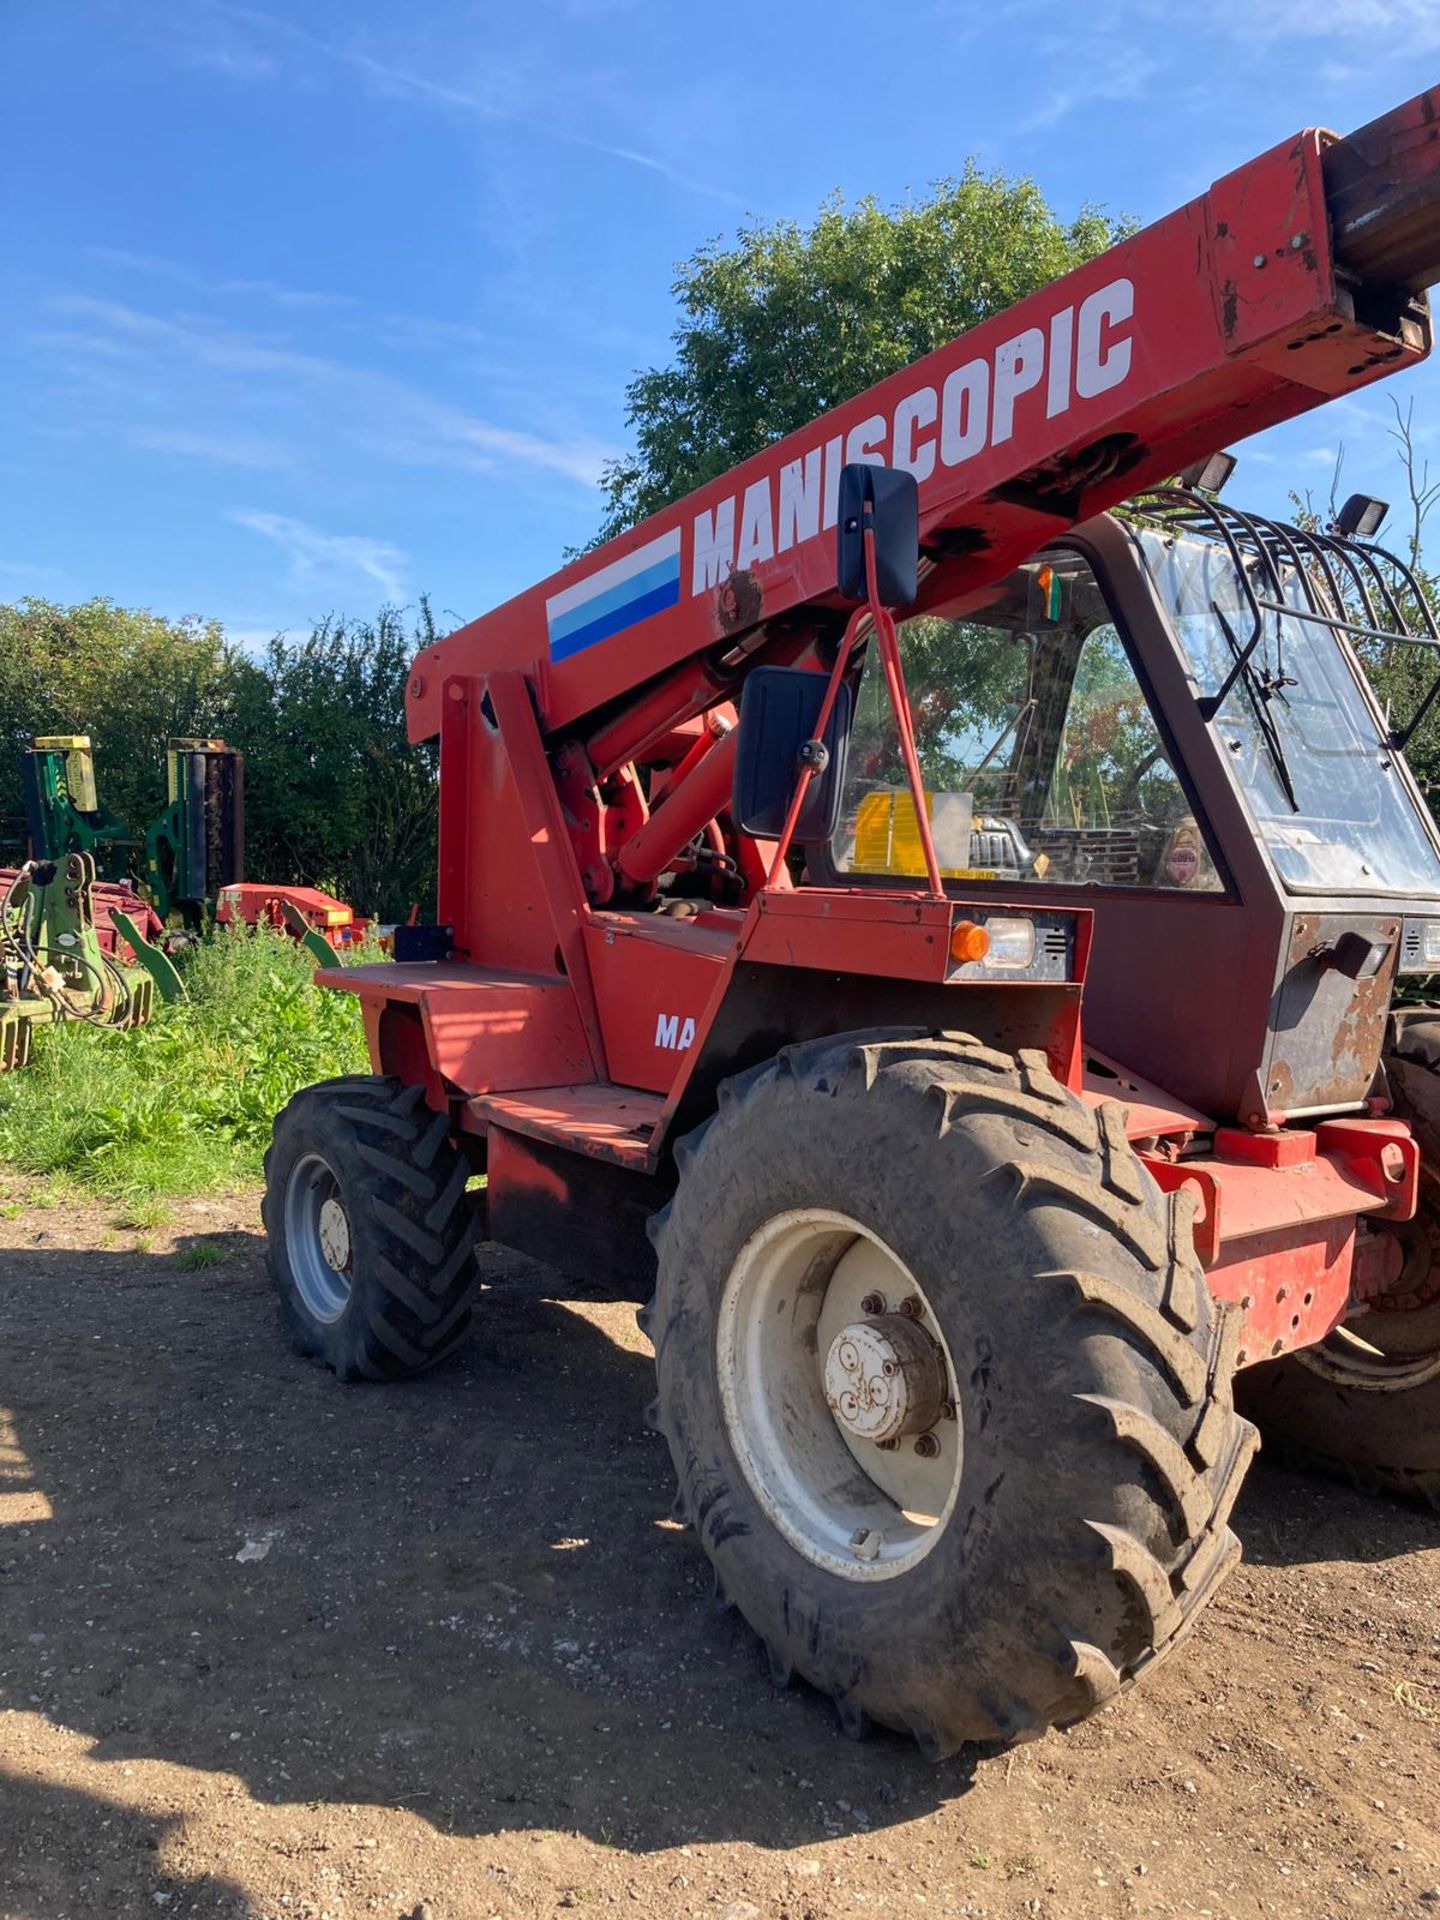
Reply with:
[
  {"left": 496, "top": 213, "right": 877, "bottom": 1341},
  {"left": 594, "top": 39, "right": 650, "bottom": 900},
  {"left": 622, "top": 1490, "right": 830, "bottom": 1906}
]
[{"left": 949, "top": 920, "right": 990, "bottom": 965}]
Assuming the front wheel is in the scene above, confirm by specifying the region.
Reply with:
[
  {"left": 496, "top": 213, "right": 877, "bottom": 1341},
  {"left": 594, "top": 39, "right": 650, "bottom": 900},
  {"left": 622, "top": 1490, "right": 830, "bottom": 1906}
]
[
  {"left": 262, "top": 1075, "right": 481, "bottom": 1381},
  {"left": 646, "top": 1029, "right": 1256, "bottom": 1758}
]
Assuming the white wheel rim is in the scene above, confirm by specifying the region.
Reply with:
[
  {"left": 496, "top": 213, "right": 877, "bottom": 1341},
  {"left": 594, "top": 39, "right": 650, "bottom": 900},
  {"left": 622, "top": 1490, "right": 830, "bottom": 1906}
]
[
  {"left": 284, "top": 1152, "right": 353, "bottom": 1324},
  {"left": 715, "top": 1208, "right": 963, "bottom": 1583},
  {"left": 1296, "top": 1324, "right": 1440, "bottom": 1393}
]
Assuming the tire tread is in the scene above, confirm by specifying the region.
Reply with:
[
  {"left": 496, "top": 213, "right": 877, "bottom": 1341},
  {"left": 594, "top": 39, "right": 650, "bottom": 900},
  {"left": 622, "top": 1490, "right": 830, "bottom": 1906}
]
[
  {"left": 263, "top": 1075, "right": 480, "bottom": 1382},
  {"left": 647, "top": 1028, "right": 1256, "bottom": 1757}
]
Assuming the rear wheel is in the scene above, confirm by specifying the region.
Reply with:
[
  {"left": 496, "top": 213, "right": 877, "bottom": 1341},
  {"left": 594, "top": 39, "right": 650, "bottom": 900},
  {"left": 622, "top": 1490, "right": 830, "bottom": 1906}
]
[
  {"left": 262, "top": 1075, "right": 480, "bottom": 1381},
  {"left": 1237, "top": 1014, "right": 1440, "bottom": 1506},
  {"left": 645, "top": 1029, "right": 1256, "bottom": 1757}
]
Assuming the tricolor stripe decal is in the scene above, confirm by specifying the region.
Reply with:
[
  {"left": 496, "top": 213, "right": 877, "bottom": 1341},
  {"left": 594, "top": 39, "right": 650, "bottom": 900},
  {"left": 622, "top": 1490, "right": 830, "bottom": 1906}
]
[{"left": 546, "top": 528, "right": 682, "bottom": 662}]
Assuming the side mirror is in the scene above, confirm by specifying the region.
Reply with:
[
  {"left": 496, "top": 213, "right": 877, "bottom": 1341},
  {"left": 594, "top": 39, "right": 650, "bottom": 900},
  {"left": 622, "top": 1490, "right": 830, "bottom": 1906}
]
[
  {"left": 836, "top": 463, "right": 920, "bottom": 607},
  {"left": 733, "top": 666, "right": 852, "bottom": 842}
]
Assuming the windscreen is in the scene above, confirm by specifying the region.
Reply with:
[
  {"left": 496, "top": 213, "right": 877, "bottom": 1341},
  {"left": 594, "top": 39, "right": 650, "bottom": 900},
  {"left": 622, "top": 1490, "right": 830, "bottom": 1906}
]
[
  {"left": 1135, "top": 527, "right": 1440, "bottom": 895},
  {"left": 833, "top": 550, "right": 1222, "bottom": 893}
]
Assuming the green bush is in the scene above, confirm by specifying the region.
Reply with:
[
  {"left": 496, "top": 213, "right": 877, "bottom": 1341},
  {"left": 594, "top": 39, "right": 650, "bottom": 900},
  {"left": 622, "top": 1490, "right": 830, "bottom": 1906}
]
[{"left": 0, "top": 927, "right": 372, "bottom": 1198}]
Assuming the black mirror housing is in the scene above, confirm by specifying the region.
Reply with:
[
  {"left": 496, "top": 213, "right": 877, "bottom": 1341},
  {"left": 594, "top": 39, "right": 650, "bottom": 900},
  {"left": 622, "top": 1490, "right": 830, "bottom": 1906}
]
[
  {"left": 733, "top": 666, "right": 852, "bottom": 843},
  {"left": 836, "top": 464, "right": 920, "bottom": 607}
]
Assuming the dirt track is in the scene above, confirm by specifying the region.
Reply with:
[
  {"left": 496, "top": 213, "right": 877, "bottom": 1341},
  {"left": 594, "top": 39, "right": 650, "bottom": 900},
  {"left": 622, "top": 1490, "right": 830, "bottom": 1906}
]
[{"left": 1, "top": 1184, "right": 1438, "bottom": 1920}]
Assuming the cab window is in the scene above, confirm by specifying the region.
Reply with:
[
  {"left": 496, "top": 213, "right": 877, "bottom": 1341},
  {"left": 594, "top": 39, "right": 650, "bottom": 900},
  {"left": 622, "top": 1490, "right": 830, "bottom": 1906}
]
[{"left": 834, "top": 550, "right": 1222, "bottom": 893}]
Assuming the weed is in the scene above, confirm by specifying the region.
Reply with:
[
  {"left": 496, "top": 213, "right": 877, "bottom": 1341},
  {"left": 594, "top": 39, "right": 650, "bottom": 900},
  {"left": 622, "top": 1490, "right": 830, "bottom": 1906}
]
[
  {"left": 115, "top": 1197, "right": 176, "bottom": 1231},
  {"left": 32, "top": 1176, "right": 80, "bottom": 1210},
  {"left": 0, "top": 927, "right": 373, "bottom": 1199},
  {"left": 176, "top": 1242, "right": 227, "bottom": 1271}
]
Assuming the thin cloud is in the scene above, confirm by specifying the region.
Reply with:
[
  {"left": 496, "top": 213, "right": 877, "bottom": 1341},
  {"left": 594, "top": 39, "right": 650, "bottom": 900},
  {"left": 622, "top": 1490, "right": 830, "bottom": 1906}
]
[
  {"left": 1220, "top": 0, "right": 1440, "bottom": 43},
  {"left": 86, "top": 246, "right": 353, "bottom": 311},
  {"left": 167, "top": 28, "right": 276, "bottom": 80},
  {"left": 200, "top": 1, "right": 741, "bottom": 205},
  {"left": 1016, "top": 45, "right": 1157, "bottom": 134},
  {"left": 0, "top": 559, "right": 70, "bottom": 588},
  {"left": 89, "top": 256, "right": 559, "bottom": 369},
  {"left": 31, "top": 295, "right": 615, "bottom": 489},
  {"left": 231, "top": 511, "right": 408, "bottom": 602},
  {"left": 131, "top": 426, "right": 293, "bottom": 470}
]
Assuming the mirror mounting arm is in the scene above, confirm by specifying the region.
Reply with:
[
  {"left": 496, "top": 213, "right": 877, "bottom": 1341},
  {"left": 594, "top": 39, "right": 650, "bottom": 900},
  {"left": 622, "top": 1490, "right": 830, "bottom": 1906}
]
[
  {"left": 765, "top": 519, "right": 946, "bottom": 899},
  {"left": 870, "top": 579, "right": 946, "bottom": 900},
  {"left": 765, "top": 596, "right": 868, "bottom": 886}
]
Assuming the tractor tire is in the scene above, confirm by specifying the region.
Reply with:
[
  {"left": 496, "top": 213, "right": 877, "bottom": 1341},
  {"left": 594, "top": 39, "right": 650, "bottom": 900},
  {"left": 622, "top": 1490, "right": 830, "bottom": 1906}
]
[
  {"left": 262, "top": 1074, "right": 480, "bottom": 1381},
  {"left": 644, "top": 1029, "right": 1256, "bottom": 1758},
  {"left": 1236, "top": 1014, "right": 1440, "bottom": 1507}
]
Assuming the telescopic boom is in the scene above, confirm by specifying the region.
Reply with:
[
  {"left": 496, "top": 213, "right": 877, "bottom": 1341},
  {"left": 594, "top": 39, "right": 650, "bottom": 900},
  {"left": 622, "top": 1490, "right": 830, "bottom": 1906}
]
[{"left": 408, "top": 86, "right": 1440, "bottom": 749}]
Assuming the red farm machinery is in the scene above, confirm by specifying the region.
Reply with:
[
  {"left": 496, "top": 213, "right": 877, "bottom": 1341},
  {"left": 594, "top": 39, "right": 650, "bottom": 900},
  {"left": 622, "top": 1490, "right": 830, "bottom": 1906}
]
[{"left": 264, "top": 88, "right": 1440, "bottom": 1757}]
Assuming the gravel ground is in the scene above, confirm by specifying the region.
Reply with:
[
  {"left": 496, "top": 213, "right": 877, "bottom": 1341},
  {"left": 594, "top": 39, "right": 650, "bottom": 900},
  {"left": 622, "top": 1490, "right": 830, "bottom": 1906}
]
[{"left": 0, "top": 1181, "right": 1437, "bottom": 1920}]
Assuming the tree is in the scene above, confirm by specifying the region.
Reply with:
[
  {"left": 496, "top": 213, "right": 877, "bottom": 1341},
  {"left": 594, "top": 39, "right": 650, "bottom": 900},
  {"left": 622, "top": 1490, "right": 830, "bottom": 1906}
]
[
  {"left": 0, "top": 595, "right": 440, "bottom": 921},
  {"left": 0, "top": 598, "right": 234, "bottom": 857},
  {"left": 225, "top": 605, "right": 439, "bottom": 922},
  {"left": 596, "top": 170, "right": 1134, "bottom": 541}
]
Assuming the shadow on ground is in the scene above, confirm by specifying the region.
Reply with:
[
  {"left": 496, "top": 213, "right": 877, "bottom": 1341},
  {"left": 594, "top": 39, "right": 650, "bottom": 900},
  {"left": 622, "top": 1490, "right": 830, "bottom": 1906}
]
[
  {"left": 0, "top": 1219, "right": 1429, "bottom": 1870},
  {"left": 0, "top": 1224, "right": 968, "bottom": 1867},
  {"left": 2, "top": 1766, "right": 254, "bottom": 1919}
]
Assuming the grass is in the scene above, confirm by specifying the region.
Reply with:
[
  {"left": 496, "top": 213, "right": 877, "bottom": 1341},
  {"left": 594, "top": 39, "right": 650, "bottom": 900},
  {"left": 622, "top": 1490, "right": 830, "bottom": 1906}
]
[
  {"left": 0, "top": 926, "right": 372, "bottom": 1201},
  {"left": 113, "top": 1196, "right": 176, "bottom": 1230},
  {"left": 175, "top": 1241, "right": 228, "bottom": 1270}
]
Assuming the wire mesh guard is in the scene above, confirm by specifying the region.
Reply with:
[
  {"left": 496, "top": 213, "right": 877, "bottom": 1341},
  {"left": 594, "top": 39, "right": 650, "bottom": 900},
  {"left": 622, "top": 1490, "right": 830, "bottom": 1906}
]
[{"left": 1131, "top": 485, "right": 1440, "bottom": 755}]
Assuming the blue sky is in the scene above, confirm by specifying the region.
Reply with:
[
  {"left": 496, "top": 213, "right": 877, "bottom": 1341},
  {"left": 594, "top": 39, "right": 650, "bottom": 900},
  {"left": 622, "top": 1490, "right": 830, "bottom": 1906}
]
[{"left": 3, "top": 0, "right": 1439, "bottom": 649}]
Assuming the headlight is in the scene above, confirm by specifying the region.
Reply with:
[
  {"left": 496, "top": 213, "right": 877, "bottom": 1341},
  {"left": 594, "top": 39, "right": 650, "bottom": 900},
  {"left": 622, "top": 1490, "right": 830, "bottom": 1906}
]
[
  {"left": 1400, "top": 917, "right": 1440, "bottom": 972},
  {"left": 979, "top": 915, "right": 1036, "bottom": 968}
]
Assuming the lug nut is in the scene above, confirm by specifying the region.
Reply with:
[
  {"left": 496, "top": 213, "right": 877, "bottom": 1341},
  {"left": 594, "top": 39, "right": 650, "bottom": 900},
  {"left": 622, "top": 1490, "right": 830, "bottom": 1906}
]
[
  {"left": 913, "top": 1432, "right": 941, "bottom": 1459},
  {"left": 940, "top": 1398, "right": 956, "bottom": 1422},
  {"left": 859, "top": 1292, "right": 886, "bottom": 1316},
  {"left": 899, "top": 1295, "right": 925, "bottom": 1320}
]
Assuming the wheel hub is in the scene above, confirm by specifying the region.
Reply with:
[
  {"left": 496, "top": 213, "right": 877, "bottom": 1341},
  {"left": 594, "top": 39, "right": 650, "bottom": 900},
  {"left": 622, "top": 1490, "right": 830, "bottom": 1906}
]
[
  {"left": 824, "top": 1313, "right": 947, "bottom": 1444},
  {"left": 716, "top": 1210, "right": 964, "bottom": 1582},
  {"left": 318, "top": 1197, "right": 351, "bottom": 1273}
]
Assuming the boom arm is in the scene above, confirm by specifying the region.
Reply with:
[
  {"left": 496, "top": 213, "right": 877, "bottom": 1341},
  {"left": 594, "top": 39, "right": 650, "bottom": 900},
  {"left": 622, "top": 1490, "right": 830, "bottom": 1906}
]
[{"left": 409, "top": 87, "right": 1440, "bottom": 756}]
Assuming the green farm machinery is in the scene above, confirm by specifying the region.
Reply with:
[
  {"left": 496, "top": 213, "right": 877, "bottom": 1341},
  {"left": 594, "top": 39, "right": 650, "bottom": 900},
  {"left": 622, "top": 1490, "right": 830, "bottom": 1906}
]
[
  {"left": 19, "top": 735, "right": 132, "bottom": 877},
  {"left": 21, "top": 733, "right": 245, "bottom": 926},
  {"left": 0, "top": 851, "right": 179, "bottom": 1069},
  {"left": 0, "top": 731, "right": 241, "bottom": 1069},
  {"left": 0, "top": 730, "right": 366, "bottom": 1069}
]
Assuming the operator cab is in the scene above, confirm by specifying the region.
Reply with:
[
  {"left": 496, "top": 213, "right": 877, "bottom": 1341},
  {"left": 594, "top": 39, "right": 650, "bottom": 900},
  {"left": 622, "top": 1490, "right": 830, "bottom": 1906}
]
[{"left": 814, "top": 486, "right": 1440, "bottom": 1127}]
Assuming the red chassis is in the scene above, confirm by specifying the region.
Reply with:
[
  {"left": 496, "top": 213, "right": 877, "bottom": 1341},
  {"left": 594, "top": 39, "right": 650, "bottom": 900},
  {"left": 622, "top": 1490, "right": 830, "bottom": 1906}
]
[
  {"left": 329, "top": 872, "right": 1419, "bottom": 1365},
  {"left": 321, "top": 87, "right": 1439, "bottom": 1363}
]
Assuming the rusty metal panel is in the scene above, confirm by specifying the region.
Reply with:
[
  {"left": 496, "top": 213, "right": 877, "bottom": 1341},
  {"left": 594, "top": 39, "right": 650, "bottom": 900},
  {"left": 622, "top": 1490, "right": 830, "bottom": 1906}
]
[
  {"left": 1208, "top": 1218, "right": 1355, "bottom": 1367},
  {"left": 1325, "top": 85, "right": 1440, "bottom": 292},
  {"left": 473, "top": 1083, "right": 664, "bottom": 1169},
  {"left": 1262, "top": 912, "right": 1402, "bottom": 1114}
]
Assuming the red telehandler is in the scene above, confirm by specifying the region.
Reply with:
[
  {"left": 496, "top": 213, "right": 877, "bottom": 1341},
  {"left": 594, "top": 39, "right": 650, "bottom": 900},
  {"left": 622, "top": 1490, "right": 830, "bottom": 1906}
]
[{"left": 264, "top": 88, "right": 1440, "bottom": 1756}]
